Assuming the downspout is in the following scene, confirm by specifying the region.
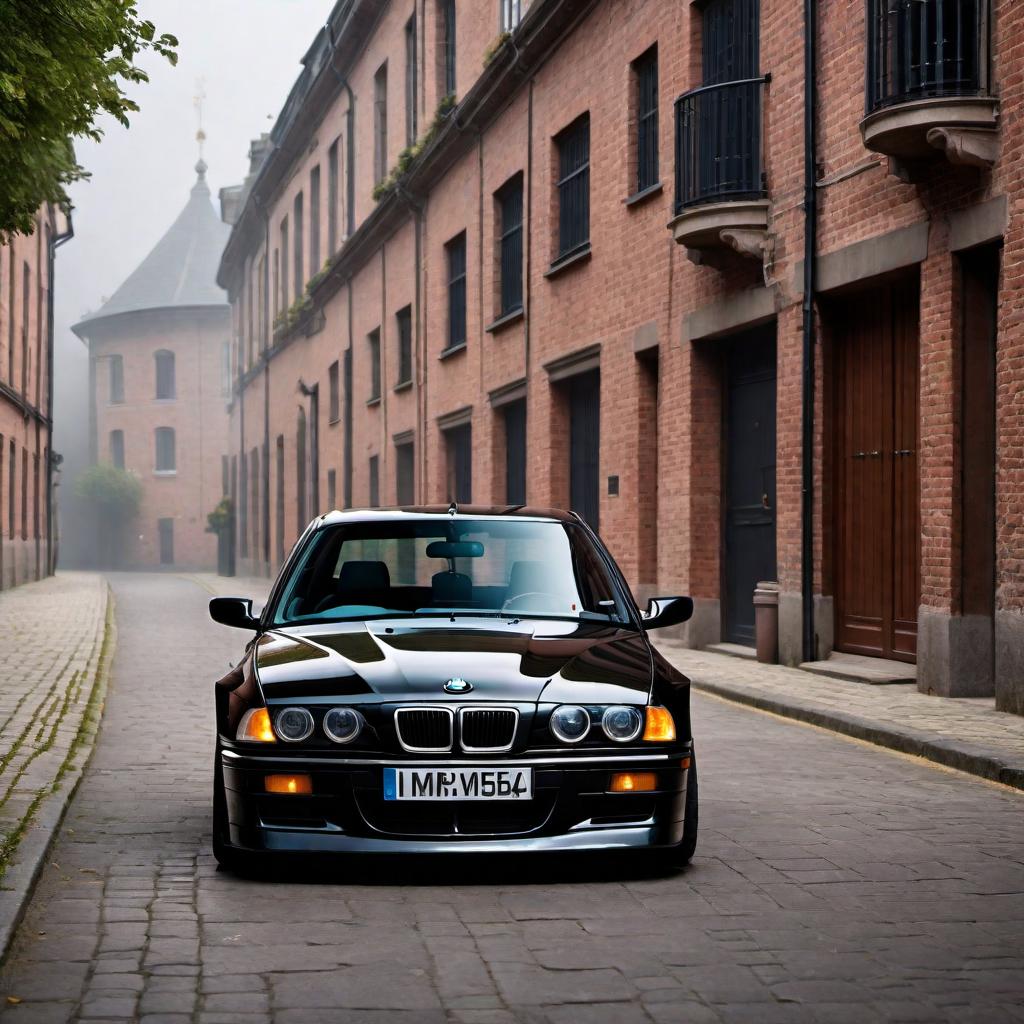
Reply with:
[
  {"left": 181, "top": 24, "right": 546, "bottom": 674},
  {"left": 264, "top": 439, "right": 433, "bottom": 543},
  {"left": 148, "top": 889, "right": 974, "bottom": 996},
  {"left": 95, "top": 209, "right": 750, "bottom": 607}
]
[
  {"left": 397, "top": 180, "right": 426, "bottom": 504},
  {"left": 46, "top": 209, "right": 74, "bottom": 575},
  {"left": 800, "top": 0, "right": 819, "bottom": 663},
  {"left": 257, "top": 195, "right": 271, "bottom": 573}
]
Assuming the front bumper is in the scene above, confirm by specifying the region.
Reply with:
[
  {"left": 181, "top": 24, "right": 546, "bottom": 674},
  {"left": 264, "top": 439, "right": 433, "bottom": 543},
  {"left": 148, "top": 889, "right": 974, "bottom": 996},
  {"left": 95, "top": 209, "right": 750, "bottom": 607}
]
[{"left": 220, "top": 746, "right": 691, "bottom": 855}]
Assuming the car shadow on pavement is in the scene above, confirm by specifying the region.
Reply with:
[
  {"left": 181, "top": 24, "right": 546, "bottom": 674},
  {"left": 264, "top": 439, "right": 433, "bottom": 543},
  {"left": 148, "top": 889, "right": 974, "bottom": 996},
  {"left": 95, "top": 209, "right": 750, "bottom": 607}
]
[{"left": 218, "top": 851, "right": 693, "bottom": 888}]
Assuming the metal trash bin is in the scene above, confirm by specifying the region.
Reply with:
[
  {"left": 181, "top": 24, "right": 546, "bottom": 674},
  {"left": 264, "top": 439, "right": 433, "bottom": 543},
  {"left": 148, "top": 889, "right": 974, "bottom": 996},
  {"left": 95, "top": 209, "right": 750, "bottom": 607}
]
[{"left": 753, "top": 581, "right": 780, "bottom": 664}]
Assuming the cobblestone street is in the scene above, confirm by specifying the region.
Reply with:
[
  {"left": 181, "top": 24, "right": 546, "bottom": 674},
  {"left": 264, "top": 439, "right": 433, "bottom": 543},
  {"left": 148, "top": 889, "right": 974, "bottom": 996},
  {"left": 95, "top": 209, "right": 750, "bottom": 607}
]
[{"left": 0, "top": 573, "right": 1022, "bottom": 1023}]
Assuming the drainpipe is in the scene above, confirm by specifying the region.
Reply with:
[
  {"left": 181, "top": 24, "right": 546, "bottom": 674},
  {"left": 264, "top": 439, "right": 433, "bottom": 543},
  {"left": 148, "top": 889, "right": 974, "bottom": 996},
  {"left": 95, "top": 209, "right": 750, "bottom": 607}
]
[
  {"left": 800, "top": 0, "right": 819, "bottom": 663},
  {"left": 46, "top": 208, "right": 74, "bottom": 575}
]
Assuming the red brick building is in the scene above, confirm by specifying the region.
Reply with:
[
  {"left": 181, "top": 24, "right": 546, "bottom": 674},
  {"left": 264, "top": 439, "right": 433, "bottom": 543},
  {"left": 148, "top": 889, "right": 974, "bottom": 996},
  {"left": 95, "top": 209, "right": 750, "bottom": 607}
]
[
  {"left": 74, "top": 162, "right": 231, "bottom": 570},
  {"left": 0, "top": 205, "right": 73, "bottom": 589},
  {"left": 218, "top": 0, "right": 1023, "bottom": 714}
]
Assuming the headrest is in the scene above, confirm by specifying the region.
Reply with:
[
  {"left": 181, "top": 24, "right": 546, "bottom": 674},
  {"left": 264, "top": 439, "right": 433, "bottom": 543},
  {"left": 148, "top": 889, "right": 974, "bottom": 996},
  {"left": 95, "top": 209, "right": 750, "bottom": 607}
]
[
  {"left": 431, "top": 570, "right": 472, "bottom": 604},
  {"left": 508, "top": 560, "right": 547, "bottom": 595},
  {"left": 338, "top": 560, "right": 391, "bottom": 592}
]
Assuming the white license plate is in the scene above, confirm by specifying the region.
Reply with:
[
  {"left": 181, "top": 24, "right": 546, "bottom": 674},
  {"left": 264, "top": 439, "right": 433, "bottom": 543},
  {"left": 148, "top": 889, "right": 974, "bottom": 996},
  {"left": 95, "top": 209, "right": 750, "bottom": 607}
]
[{"left": 383, "top": 766, "right": 533, "bottom": 801}]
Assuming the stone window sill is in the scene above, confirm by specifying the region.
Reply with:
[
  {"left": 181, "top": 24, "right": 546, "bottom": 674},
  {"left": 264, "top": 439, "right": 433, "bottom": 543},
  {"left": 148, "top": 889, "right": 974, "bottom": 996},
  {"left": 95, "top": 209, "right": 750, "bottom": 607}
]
[
  {"left": 624, "top": 181, "right": 663, "bottom": 208},
  {"left": 545, "top": 244, "right": 592, "bottom": 279},
  {"left": 485, "top": 307, "right": 524, "bottom": 334},
  {"left": 439, "top": 343, "right": 467, "bottom": 361}
]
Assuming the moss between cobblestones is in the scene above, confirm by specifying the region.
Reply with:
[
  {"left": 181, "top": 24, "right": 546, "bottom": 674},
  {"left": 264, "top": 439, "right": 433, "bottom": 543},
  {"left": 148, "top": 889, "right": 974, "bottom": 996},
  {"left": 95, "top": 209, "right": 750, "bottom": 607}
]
[{"left": 0, "top": 588, "right": 115, "bottom": 886}]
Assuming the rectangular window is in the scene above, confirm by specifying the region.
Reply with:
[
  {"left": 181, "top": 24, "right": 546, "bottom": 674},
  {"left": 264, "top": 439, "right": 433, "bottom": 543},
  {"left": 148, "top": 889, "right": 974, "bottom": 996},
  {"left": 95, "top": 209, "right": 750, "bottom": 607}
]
[
  {"left": 497, "top": 176, "right": 523, "bottom": 316},
  {"left": 446, "top": 232, "right": 467, "bottom": 351},
  {"left": 504, "top": 399, "right": 527, "bottom": 504},
  {"left": 555, "top": 114, "right": 590, "bottom": 259},
  {"left": 310, "top": 166, "right": 321, "bottom": 275},
  {"left": 395, "top": 441, "right": 415, "bottom": 504},
  {"left": 293, "top": 192, "right": 304, "bottom": 295},
  {"left": 329, "top": 360, "right": 340, "bottom": 422},
  {"left": 441, "top": 0, "right": 456, "bottom": 96},
  {"left": 445, "top": 423, "right": 472, "bottom": 502},
  {"left": 634, "top": 47, "right": 659, "bottom": 193},
  {"left": 21, "top": 448, "right": 27, "bottom": 540},
  {"left": 327, "top": 468, "right": 337, "bottom": 512},
  {"left": 343, "top": 348, "right": 353, "bottom": 507},
  {"left": 368, "top": 329, "right": 381, "bottom": 402},
  {"left": 21, "top": 262, "right": 29, "bottom": 396},
  {"left": 501, "top": 0, "right": 521, "bottom": 32},
  {"left": 395, "top": 306, "right": 413, "bottom": 386},
  {"left": 272, "top": 249, "right": 280, "bottom": 317},
  {"left": 110, "top": 430, "right": 125, "bottom": 470},
  {"left": 374, "top": 63, "right": 388, "bottom": 184},
  {"left": 275, "top": 435, "right": 285, "bottom": 564},
  {"left": 155, "top": 350, "right": 175, "bottom": 400},
  {"left": 8, "top": 440, "right": 14, "bottom": 540},
  {"left": 327, "top": 140, "right": 339, "bottom": 254},
  {"left": 155, "top": 427, "right": 176, "bottom": 472},
  {"left": 108, "top": 354, "right": 125, "bottom": 403},
  {"left": 405, "top": 15, "right": 418, "bottom": 146},
  {"left": 280, "top": 217, "right": 289, "bottom": 309},
  {"left": 33, "top": 452, "right": 39, "bottom": 540},
  {"left": 368, "top": 454, "right": 380, "bottom": 507},
  {"left": 158, "top": 518, "right": 174, "bottom": 565}
]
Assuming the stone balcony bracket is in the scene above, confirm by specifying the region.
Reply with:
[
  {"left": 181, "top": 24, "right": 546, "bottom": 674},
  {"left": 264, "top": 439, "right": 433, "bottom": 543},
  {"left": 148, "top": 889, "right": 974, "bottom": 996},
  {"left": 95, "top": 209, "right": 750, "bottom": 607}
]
[
  {"left": 860, "top": 96, "right": 999, "bottom": 176},
  {"left": 669, "top": 198, "right": 772, "bottom": 263}
]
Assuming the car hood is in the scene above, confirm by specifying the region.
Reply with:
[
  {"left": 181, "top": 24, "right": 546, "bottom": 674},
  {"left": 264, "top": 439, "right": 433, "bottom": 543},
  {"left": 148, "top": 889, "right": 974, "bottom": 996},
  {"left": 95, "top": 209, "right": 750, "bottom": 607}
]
[{"left": 254, "top": 617, "right": 653, "bottom": 706}]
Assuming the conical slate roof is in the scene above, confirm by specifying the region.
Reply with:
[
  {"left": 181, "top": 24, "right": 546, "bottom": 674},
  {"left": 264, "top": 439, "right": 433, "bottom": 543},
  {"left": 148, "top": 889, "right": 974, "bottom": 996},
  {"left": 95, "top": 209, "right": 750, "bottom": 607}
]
[{"left": 75, "top": 161, "right": 230, "bottom": 331}]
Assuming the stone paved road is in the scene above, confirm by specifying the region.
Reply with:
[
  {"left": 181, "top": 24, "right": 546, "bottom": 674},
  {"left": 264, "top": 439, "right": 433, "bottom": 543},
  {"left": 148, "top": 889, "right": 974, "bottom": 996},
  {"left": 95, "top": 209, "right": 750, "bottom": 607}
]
[{"left": 0, "top": 573, "right": 1022, "bottom": 1023}]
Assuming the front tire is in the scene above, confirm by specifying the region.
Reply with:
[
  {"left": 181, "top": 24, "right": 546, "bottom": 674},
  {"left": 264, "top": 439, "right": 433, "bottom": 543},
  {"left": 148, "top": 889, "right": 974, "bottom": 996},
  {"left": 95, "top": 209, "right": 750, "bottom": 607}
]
[
  {"left": 212, "top": 740, "right": 247, "bottom": 872},
  {"left": 656, "top": 754, "right": 698, "bottom": 870}
]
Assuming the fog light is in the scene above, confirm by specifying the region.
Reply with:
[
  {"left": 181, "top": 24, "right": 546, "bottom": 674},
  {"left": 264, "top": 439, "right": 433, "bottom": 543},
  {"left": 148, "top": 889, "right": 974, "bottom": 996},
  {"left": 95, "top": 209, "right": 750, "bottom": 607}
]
[
  {"left": 643, "top": 706, "right": 676, "bottom": 742},
  {"left": 265, "top": 774, "right": 312, "bottom": 795},
  {"left": 609, "top": 771, "right": 657, "bottom": 793}
]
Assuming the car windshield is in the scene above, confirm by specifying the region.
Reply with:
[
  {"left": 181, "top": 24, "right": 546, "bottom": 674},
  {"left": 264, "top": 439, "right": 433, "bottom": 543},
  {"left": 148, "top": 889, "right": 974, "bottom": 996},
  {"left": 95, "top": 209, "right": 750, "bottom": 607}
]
[{"left": 270, "top": 517, "right": 631, "bottom": 626}]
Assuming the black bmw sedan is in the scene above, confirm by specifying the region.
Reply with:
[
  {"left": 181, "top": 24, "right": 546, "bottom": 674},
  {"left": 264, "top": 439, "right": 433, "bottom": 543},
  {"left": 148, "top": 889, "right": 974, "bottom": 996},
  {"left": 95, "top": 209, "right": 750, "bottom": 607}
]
[{"left": 209, "top": 506, "right": 697, "bottom": 870}]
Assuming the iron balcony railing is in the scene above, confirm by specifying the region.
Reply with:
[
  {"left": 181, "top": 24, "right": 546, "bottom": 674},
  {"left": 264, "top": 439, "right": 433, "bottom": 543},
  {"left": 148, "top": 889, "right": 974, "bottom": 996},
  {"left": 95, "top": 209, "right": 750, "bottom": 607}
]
[
  {"left": 866, "top": 0, "right": 989, "bottom": 114},
  {"left": 674, "top": 76, "right": 768, "bottom": 215}
]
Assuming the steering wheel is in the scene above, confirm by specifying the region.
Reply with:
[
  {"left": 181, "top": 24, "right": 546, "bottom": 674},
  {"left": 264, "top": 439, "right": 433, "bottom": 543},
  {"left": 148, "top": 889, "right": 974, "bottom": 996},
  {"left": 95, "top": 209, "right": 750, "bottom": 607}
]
[{"left": 501, "top": 591, "right": 563, "bottom": 614}]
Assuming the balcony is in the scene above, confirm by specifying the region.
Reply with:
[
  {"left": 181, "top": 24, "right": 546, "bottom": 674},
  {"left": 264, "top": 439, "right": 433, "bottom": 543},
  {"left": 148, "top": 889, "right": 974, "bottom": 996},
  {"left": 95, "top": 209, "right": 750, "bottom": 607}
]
[
  {"left": 861, "top": 0, "right": 998, "bottom": 175},
  {"left": 669, "top": 76, "right": 770, "bottom": 261}
]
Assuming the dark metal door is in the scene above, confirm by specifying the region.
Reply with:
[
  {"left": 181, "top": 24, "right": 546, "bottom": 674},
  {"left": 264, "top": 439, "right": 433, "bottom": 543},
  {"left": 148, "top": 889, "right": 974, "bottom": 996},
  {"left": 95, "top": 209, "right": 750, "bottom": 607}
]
[
  {"left": 834, "top": 277, "right": 920, "bottom": 661},
  {"left": 569, "top": 371, "right": 600, "bottom": 530},
  {"left": 724, "top": 328, "right": 776, "bottom": 645}
]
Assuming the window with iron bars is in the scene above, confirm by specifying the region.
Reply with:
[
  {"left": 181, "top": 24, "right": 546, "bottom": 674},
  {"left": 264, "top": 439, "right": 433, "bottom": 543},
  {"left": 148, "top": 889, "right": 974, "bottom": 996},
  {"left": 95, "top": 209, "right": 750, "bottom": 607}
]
[
  {"left": 441, "top": 0, "right": 456, "bottom": 96},
  {"left": 396, "top": 305, "right": 413, "bottom": 385},
  {"left": 446, "top": 233, "right": 467, "bottom": 351},
  {"left": 634, "top": 47, "right": 659, "bottom": 193},
  {"left": 368, "top": 328, "right": 382, "bottom": 401},
  {"left": 555, "top": 114, "right": 590, "bottom": 260},
  {"left": 405, "top": 15, "right": 418, "bottom": 146},
  {"left": 497, "top": 176, "right": 523, "bottom": 316}
]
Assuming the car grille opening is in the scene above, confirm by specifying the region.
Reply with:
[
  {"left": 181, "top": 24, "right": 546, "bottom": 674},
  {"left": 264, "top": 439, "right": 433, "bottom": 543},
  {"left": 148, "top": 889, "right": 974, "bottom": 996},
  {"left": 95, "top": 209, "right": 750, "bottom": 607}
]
[
  {"left": 394, "top": 708, "right": 452, "bottom": 751},
  {"left": 460, "top": 708, "right": 517, "bottom": 751}
]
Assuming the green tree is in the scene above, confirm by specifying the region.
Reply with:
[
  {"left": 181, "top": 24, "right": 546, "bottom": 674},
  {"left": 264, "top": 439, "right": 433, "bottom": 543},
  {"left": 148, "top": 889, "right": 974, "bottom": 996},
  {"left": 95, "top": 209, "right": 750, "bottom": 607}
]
[
  {"left": 0, "top": 1, "right": 178, "bottom": 240},
  {"left": 75, "top": 463, "right": 143, "bottom": 568}
]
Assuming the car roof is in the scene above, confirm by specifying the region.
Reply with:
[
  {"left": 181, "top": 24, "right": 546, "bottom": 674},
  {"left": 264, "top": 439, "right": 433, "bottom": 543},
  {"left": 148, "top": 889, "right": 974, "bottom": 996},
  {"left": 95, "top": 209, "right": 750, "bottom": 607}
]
[{"left": 315, "top": 505, "right": 579, "bottom": 528}]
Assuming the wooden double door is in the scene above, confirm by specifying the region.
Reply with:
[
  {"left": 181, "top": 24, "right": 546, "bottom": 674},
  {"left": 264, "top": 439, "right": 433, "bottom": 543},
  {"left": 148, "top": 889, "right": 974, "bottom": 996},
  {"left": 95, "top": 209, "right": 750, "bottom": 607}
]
[{"left": 833, "top": 277, "right": 920, "bottom": 662}]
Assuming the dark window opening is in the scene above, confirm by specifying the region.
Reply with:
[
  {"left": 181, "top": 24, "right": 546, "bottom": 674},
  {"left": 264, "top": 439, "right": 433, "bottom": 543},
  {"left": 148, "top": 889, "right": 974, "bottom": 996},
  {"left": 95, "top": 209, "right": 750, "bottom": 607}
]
[
  {"left": 155, "top": 427, "right": 176, "bottom": 473},
  {"left": 498, "top": 177, "right": 523, "bottom": 316},
  {"left": 441, "top": 0, "right": 456, "bottom": 96},
  {"left": 446, "top": 232, "right": 467, "bottom": 351},
  {"left": 368, "top": 454, "right": 380, "bottom": 508},
  {"left": 109, "top": 355, "right": 124, "bottom": 404},
  {"left": 329, "top": 360, "right": 340, "bottom": 423},
  {"left": 293, "top": 193, "right": 304, "bottom": 295},
  {"left": 504, "top": 399, "right": 527, "bottom": 505},
  {"left": 327, "top": 468, "right": 337, "bottom": 512},
  {"left": 310, "top": 165, "right": 321, "bottom": 275},
  {"left": 634, "top": 47, "right": 659, "bottom": 193},
  {"left": 368, "top": 329, "right": 381, "bottom": 401},
  {"left": 555, "top": 115, "right": 590, "bottom": 260},
  {"left": 396, "top": 306, "right": 413, "bottom": 385},
  {"left": 374, "top": 63, "right": 389, "bottom": 184},
  {"left": 405, "top": 15, "right": 418, "bottom": 146},
  {"left": 297, "top": 408, "right": 307, "bottom": 528},
  {"left": 276, "top": 435, "right": 285, "bottom": 564},
  {"left": 155, "top": 349, "right": 175, "bottom": 400},
  {"left": 110, "top": 430, "right": 125, "bottom": 470},
  {"left": 445, "top": 423, "right": 472, "bottom": 503},
  {"left": 328, "top": 140, "right": 339, "bottom": 255},
  {"left": 158, "top": 518, "right": 174, "bottom": 565}
]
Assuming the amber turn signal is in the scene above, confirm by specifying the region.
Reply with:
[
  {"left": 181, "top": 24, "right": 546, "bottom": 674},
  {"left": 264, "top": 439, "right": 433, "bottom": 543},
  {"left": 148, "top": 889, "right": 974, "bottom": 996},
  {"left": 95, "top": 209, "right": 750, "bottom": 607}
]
[
  {"left": 264, "top": 774, "right": 312, "bottom": 795},
  {"left": 237, "top": 707, "right": 276, "bottom": 743},
  {"left": 609, "top": 771, "right": 658, "bottom": 793},
  {"left": 643, "top": 705, "right": 676, "bottom": 742}
]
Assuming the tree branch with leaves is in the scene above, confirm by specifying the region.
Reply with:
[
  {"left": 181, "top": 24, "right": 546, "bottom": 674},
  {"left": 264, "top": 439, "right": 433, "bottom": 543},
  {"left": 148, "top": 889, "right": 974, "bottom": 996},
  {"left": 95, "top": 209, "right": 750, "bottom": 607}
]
[{"left": 0, "top": 0, "right": 178, "bottom": 240}]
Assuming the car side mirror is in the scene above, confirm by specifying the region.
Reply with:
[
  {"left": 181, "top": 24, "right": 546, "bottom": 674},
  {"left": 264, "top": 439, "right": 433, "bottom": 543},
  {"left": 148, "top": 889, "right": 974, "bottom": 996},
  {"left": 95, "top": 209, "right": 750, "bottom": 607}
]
[
  {"left": 641, "top": 596, "right": 694, "bottom": 631},
  {"left": 210, "top": 597, "right": 260, "bottom": 631}
]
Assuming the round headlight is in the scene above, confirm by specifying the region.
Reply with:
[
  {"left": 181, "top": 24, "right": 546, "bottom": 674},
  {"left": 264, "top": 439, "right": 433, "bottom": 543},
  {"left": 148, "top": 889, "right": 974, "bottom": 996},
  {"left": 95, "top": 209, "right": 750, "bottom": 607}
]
[
  {"left": 601, "top": 706, "right": 644, "bottom": 743},
  {"left": 323, "top": 707, "right": 364, "bottom": 744},
  {"left": 549, "top": 705, "right": 591, "bottom": 743},
  {"left": 274, "top": 707, "right": 314, "bottom": 742}
]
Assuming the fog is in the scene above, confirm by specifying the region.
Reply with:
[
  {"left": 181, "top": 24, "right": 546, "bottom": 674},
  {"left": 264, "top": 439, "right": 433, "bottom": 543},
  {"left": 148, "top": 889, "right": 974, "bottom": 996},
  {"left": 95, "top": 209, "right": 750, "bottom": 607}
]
[{"left": 54, "top": 0, "right": 330, "bottom": 567}]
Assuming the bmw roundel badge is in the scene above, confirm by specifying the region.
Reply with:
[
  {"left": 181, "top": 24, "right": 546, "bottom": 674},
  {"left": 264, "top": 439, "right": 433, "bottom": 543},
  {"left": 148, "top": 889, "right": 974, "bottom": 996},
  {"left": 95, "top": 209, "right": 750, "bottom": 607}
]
[{"left": 444, "top": 677, "right": 473, "bottom": 694}]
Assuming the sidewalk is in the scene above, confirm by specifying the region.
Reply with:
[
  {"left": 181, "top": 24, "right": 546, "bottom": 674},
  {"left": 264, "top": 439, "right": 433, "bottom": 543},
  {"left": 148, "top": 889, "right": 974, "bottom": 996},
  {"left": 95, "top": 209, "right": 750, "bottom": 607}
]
[
  {"left": 0, "top": 571, "right": 112, "bottom": 956},
  {"left": 656, "top": 640, "right": 1024, "bottom": 790}
]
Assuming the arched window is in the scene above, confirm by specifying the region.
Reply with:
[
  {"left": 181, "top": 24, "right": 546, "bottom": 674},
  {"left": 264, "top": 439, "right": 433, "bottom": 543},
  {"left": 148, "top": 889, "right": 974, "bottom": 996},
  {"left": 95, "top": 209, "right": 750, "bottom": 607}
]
[
  {"left": 155, "top": 350, "right": 176, "bottom": 400},
  {"left": 155, "top": 427, "right": 176, "bottom": 472}
]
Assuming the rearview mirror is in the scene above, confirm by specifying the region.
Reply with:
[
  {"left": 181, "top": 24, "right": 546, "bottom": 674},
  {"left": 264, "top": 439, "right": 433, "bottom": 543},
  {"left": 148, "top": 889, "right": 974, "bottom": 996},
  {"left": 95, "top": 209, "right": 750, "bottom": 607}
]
[
  {"left": 426, "top": 540, "right": 485, "bottom": 559},
  {"left": 641, "top": 596, "right": 694, "bottom": 631},
  {"left": 210, "top": 597, "right": 260, "bottom": 631}
]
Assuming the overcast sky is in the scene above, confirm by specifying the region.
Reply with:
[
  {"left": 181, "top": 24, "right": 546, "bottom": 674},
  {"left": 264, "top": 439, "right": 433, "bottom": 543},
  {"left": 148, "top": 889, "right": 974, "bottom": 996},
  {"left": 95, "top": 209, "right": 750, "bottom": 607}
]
[{"left": 54, "top": 0, "right": 330, "bottom": 564}]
